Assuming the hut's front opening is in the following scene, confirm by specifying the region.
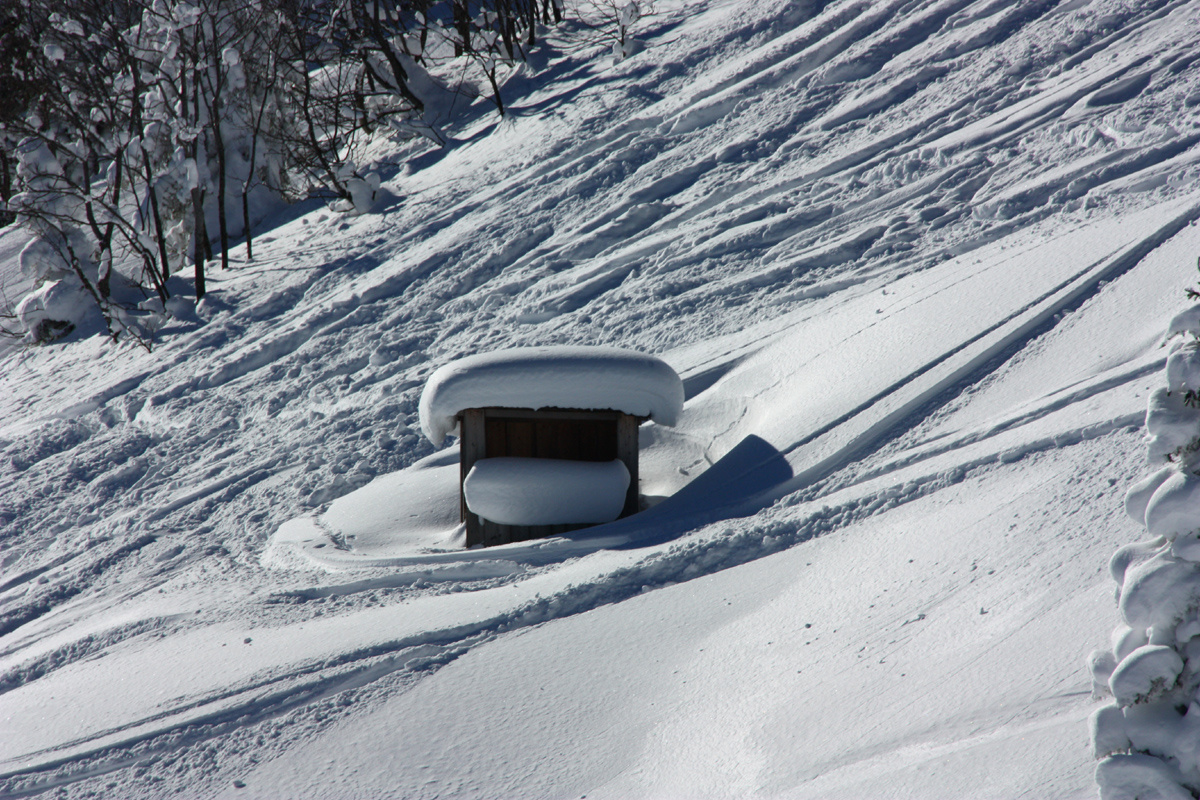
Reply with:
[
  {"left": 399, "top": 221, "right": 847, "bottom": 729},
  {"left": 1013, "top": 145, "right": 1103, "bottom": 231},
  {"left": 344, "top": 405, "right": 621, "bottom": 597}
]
[{"left": 459, "top": 407, "right": 641, "bottom": 547}]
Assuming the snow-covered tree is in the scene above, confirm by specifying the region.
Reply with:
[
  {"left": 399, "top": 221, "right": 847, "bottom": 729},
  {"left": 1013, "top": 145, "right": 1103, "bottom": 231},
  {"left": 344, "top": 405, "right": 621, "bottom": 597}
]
[
  {"left": 3, "top": 0, "right": 173, "bottom": 344},
  {"left": 2, "top": 0, "right": 589, "bottom": 345},
  {"left": 1091, "top": 304, "right": 1200, "bottom": 800},
  {"left": 0, "top": 4, "right": 42, "bottom": 228},
  {"left": 3, "top": 0, "right": 297, "bottom": 337}
]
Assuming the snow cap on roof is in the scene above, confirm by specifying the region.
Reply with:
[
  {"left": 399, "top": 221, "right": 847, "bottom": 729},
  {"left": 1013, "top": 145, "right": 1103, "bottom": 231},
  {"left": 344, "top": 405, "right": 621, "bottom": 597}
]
[{"left": 419, "top": 345, "right": 684, "bottom": 446}]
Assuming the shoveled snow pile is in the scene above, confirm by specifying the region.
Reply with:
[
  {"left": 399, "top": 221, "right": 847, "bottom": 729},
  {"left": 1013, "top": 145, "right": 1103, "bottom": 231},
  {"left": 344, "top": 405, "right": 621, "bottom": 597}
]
[
  {"left": 1092, "top": 305, "right": 1200, "bottom": 799},
  {"left": 419, "top": 346, "right": 684, "bottom": 445},
  {"left": 464, "top": 457, "right": 630, "bottom": 526}
]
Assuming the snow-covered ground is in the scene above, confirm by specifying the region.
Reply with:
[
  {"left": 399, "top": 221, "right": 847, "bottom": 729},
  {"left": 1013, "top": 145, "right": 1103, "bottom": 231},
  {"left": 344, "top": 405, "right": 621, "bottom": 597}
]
[{"left": 4, "top": 0, "right": 1200, "bottom": 796}]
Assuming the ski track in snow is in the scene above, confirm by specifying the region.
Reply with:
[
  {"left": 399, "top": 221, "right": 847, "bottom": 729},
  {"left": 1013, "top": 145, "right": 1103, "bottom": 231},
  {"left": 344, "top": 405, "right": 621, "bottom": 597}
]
[{"left": 2, "top": 0, "right": 1200, "bottom": 795}]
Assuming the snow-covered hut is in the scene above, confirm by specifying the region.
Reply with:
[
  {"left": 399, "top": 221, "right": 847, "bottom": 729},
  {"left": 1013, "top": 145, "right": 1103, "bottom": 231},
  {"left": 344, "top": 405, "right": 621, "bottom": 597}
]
[{"left": 419, "top": 346, "right": 684, "bottom": 547}]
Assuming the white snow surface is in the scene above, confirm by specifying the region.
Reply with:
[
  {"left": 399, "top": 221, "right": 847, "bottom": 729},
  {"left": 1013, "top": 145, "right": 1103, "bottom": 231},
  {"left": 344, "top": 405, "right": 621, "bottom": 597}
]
[
  {"left": 418, "top": 345, "right": 684, "bottom": 445},
  {"left": 464, "top": 457, "right": 630, "bottom": 525},
  {"left": 3, "top": 0, "right": 1200, "bottom": 797}
]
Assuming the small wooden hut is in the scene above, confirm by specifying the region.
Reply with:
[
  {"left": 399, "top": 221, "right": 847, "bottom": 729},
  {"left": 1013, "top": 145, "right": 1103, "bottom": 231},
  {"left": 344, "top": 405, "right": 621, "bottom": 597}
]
[{"left": 418, "top": 346, "right": 684, "bottom": 548}]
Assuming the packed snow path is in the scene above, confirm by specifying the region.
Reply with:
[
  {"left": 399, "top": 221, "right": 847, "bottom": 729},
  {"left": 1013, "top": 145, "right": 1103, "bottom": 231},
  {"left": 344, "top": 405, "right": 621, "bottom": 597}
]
[{"left": 2, "top": 0, "right": 1200, "bottom": 796}]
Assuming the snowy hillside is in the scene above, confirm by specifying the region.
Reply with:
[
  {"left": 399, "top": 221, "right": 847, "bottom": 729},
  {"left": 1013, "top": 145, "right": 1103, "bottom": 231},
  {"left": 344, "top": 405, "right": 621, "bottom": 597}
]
[{"left": 4, "top": 0, "right": 1200, "bottom": 796}]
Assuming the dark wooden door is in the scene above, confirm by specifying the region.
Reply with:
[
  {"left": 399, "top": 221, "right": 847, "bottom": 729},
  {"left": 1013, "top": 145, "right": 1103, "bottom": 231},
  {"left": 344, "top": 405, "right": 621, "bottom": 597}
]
[{"left": 484, "top": 415, "right": 618, "bottom": 462}]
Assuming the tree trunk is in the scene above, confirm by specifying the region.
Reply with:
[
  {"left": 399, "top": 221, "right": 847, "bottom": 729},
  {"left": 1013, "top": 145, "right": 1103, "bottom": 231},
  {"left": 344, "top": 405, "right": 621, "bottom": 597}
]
[
  {"left": 242, "top": 187, "right": 253, "bottom": 262},
  {"left": 192, "top": 183, "right": 208, "bottom": 300},
  {"left": 144, "top": 164, "right": 171, "bottom": 282},
  {"left": 453, "top": 0, "right": 471, "bottom": 55},
  {"left": 0, "top": 147, "right": 11, "bottom": 213},
  {"left": 194, "top": 72, "right": 214, "bottom": 271},
  {"left": 213, "top": 111, "right": 229, "bottom": 270},
  {"left": 486, "top": 65, "right": 505, "bottom": 116}
]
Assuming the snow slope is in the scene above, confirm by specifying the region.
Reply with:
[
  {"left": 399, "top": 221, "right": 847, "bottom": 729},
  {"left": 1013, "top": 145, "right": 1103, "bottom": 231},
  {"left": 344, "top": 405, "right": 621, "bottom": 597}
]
[{"left": 3, "top": 0, "right": 1200, "bottom": 796}]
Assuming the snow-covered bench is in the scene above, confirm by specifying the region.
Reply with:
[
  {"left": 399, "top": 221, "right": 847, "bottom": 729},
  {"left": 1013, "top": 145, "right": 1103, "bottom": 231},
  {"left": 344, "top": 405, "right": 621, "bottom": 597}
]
[{"left": 419, "top": 346, "right": 684, "bottom": 547}]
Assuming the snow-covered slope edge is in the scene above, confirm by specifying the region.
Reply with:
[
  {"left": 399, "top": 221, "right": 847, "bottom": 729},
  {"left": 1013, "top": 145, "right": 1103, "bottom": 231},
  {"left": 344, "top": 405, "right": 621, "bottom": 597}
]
[{"left": 2, "top": 0, "right": 1200, "bottom": 796}]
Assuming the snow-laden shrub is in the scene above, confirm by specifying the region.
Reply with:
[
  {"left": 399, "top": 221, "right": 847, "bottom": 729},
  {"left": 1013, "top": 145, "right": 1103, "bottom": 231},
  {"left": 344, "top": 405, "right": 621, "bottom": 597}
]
[
  {"left": 1092, "top": 303, "right": 1200, "bottom": 798},
  {"left": 15, "top": 272, "right": 101, "bottom": 344},
  {"left": 328, "top": 165, "right": 382, "bottom": 216},
  {"left": 11, "top": 203, "right": 105, "bottom": 343},
  {"left": 574, "top": 0, "right": 650, "bottom": 62}
]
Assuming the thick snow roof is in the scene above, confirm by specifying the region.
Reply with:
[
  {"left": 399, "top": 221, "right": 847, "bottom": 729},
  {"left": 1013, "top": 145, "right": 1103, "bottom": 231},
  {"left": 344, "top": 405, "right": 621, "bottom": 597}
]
[{"left": 419, "top": 346, "right": 684, "bottom": 446}]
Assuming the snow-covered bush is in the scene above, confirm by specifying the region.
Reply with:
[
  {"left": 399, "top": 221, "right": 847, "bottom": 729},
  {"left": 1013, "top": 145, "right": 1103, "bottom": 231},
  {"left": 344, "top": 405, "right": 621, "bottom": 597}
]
[
  {"left": 1092, "top": 304, "right": 1200, "bottom": 799},
  {"left": 7, "top": 142, "right": 114, "bottom": 343},
  {"left": 575, "top": 0, "right": 652, "bottom": 61},
  {"left": 12, "top": 231, "right": 103, "bottom": 343},
  {"left": 15, "top": 273, "right": 100, "bottom": 343}
]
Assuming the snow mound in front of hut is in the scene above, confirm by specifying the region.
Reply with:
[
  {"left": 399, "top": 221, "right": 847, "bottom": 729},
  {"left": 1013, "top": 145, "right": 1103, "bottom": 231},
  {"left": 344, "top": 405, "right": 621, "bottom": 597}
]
[
  {"left": 464, "top": 457, "right": 630, "bottom": 526},
  {"left": 260, "top": 450, "right": 465, "bottom": 570},
  {"left": 419, "top": 346, "right": 685, "bottom": 445}
]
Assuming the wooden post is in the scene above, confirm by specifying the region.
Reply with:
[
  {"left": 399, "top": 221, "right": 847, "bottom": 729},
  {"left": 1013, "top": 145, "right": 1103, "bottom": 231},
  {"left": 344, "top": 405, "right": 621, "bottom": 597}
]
[
  {"left": 460, "top": 409, "right": 486, "bottom": 547},
  {"left": 617, "top": 413, "right": 639, "bottom": 517}
]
